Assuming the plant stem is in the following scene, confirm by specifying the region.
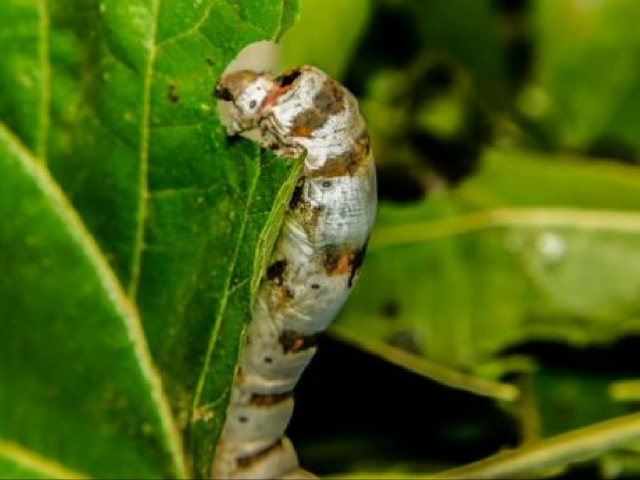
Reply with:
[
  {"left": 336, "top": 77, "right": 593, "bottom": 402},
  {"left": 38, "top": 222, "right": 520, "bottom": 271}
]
[{"left": 433, "top": 410, "right": 640, "bottom": 479}]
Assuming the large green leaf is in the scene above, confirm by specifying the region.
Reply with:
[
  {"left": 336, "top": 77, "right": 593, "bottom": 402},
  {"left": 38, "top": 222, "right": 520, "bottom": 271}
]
[
  {"left": 336, "top": 148, "right": 640, "bottom": 377},
  {"left": 533, "top": 0, "right": 640, "bottom": 152},
  {"left": 0, "top": 0, "right": 301, "bottom": 478},
  {"left": 0, "top": 124, "right": 183, "bottom": 478}
]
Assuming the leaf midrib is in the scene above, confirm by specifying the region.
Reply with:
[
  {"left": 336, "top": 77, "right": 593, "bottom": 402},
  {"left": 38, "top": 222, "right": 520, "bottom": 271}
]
[
  {"left": 191, "top": 155, "right": 261, "bottom": 417},
  {"left": 0, "top": 439, "right": 89, "bottom": 480},
  {"left": 129, "top": 0, "right": 160, "bottom": 299}
]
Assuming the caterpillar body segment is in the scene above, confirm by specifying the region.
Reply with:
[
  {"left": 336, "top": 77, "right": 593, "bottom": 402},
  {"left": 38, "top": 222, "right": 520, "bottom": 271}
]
[{"left": 213, "top": 66, "right": 376, "bottom": 479}]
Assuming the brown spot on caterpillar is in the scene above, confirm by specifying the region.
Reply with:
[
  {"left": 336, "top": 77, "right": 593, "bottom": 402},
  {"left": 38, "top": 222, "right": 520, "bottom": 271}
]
[
  {"left": 266, "top": 259, "right": 287, "bottom": 286},
  {"left": 336, "top": 253, "right": 351, "bottom": 275},
  {"left": 314, "top": 78, "right": 345, "bottom": 115},
  {"left": 167, "top": 82, "right": 179, "bottom": 103},
  {"left": 292, "top": 125, "right": 314, "bottom": 137},
  {"left": 291, "top": 188, "right": 325, "bottom": 238},
  {"left": 236, "top": 439, "right": 285, "bottom": 469},
  {"left": 323, "top": 242, "right": 369, "bottom": 283},
  {"left": 291, "top": 109, "right": 328, "bottom": 137},
  {"left": 323, "top": 246, "right": 352, "bottom": 276},
  {"left": 279, "top": 330, "right": 320, "bottom": 354},
  {"left": 310, "top": 131, "right": 372, "bottom": 178},
  {"left": 234, "top": 366, "right": 246, "bottom": 386},
  {"left": 314, "top": 151, "right": 357, "bottom": 177},
  {"left": 272, "top": 284, "right": 295, "bottom": 308},
  {"left": 357, "top": 131, "right": 371, "bottom": 156},
  {"left": 348, "top": 240, "right": 369, "bottom": 287},
  {"left": 297, "top": 203, "right": 324, "bottom": 236},
  {"left": 249, "top": 391, "right": 294, "bottom": 407},
  {"left": 311, "top": 283, "right": 321, "bottom": 289},
  {"left": 289, "top": 79, "right": 346, "bottom": 138}
]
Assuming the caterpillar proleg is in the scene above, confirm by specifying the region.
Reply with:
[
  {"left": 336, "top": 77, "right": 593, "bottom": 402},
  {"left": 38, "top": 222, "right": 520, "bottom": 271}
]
[{"left": 213, "top": 64, "right": 377, "bottom": 479}]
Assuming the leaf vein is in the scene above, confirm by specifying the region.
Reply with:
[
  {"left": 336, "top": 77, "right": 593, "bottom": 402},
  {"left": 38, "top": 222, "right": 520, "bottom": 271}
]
[
  {"left": 37, "top": 0, "right": 50, "bottom": 162},
  {"left": 155, "top": 0, "right": 219, "bottom": 50},
  {"left": 190, "top": 156, "right": 261, "bottom": 441},
  {"left": 129, "top": 2, "right": 159, "bottom": 298},
  {"left": 371, "top": 207, "right": 640, "bottom": 251},
  {"left": 0, "top": 438, "right": 89, "bottom": 480},
  {"left": 0, "top": 121, "right": 187, "bottom": 480}
]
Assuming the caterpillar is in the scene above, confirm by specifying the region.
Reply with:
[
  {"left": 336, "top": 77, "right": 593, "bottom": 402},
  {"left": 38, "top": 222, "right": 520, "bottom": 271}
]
[{"left": 212, "top": 65, "right": 377, "bottom": 479}]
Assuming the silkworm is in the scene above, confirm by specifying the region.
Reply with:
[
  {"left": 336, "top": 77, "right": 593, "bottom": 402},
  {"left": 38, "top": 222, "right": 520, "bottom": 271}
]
[{"left": 212, "top": 65, "right": 377, "bottom": 479}]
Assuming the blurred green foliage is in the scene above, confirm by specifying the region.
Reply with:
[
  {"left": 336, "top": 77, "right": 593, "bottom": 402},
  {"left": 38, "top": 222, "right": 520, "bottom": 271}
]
[{"left": 281, "top": 0, "right": 640, "bottom": 478}]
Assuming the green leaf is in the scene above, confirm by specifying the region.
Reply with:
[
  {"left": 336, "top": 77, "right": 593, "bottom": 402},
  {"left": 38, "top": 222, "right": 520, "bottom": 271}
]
[
  {"left": 0, "top": 125, "right": 184, "bottom": 478},
  {"left": 0, "top": 0, "right": 47, "bottom": 157},
  {"left": 0, "top": 0, "right": 301, "bottom": 478},
  {"left": 533, "top": 0, "right": 640, "bottom": 151},
  {"left": 410, "top": 0, "right": 509, "bottom": 103},
  {"left": 335, "top": 149, "right": 640, "bottom": 378},
  {"left": 279, "top": 0, "right": 369, "bottom": 79},
  {"left": 0, "top": 440, "right": 86, "bottom": 479},
  {"left": 279, "top": 0, "right": 302, "bottom": 39},
  {"left": 531, "top": 368, "right": 629, "bottom": 439}
]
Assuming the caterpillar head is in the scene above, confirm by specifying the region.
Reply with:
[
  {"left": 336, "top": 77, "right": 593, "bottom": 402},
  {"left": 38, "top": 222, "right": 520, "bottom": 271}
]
[{"left": 215, "top": 70, "right": 276, "bottom": 135}]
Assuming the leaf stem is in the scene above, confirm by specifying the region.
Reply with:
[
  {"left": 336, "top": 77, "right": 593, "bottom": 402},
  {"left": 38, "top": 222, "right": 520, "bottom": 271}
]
[
  {"left": 371, "top": 208, "right": 640, "bottom": 252},
  {"left": 330, "top": 325, "right": 519, "bottom": 402},
  {"left": 0, "top": 440, "right": 88, "bottom": 479},
  {"left": 330, "top": 410, "right": 640, "bottom": 479},
  {"left": 434, "top": 410, "right": 640, "bottom": 479}
]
